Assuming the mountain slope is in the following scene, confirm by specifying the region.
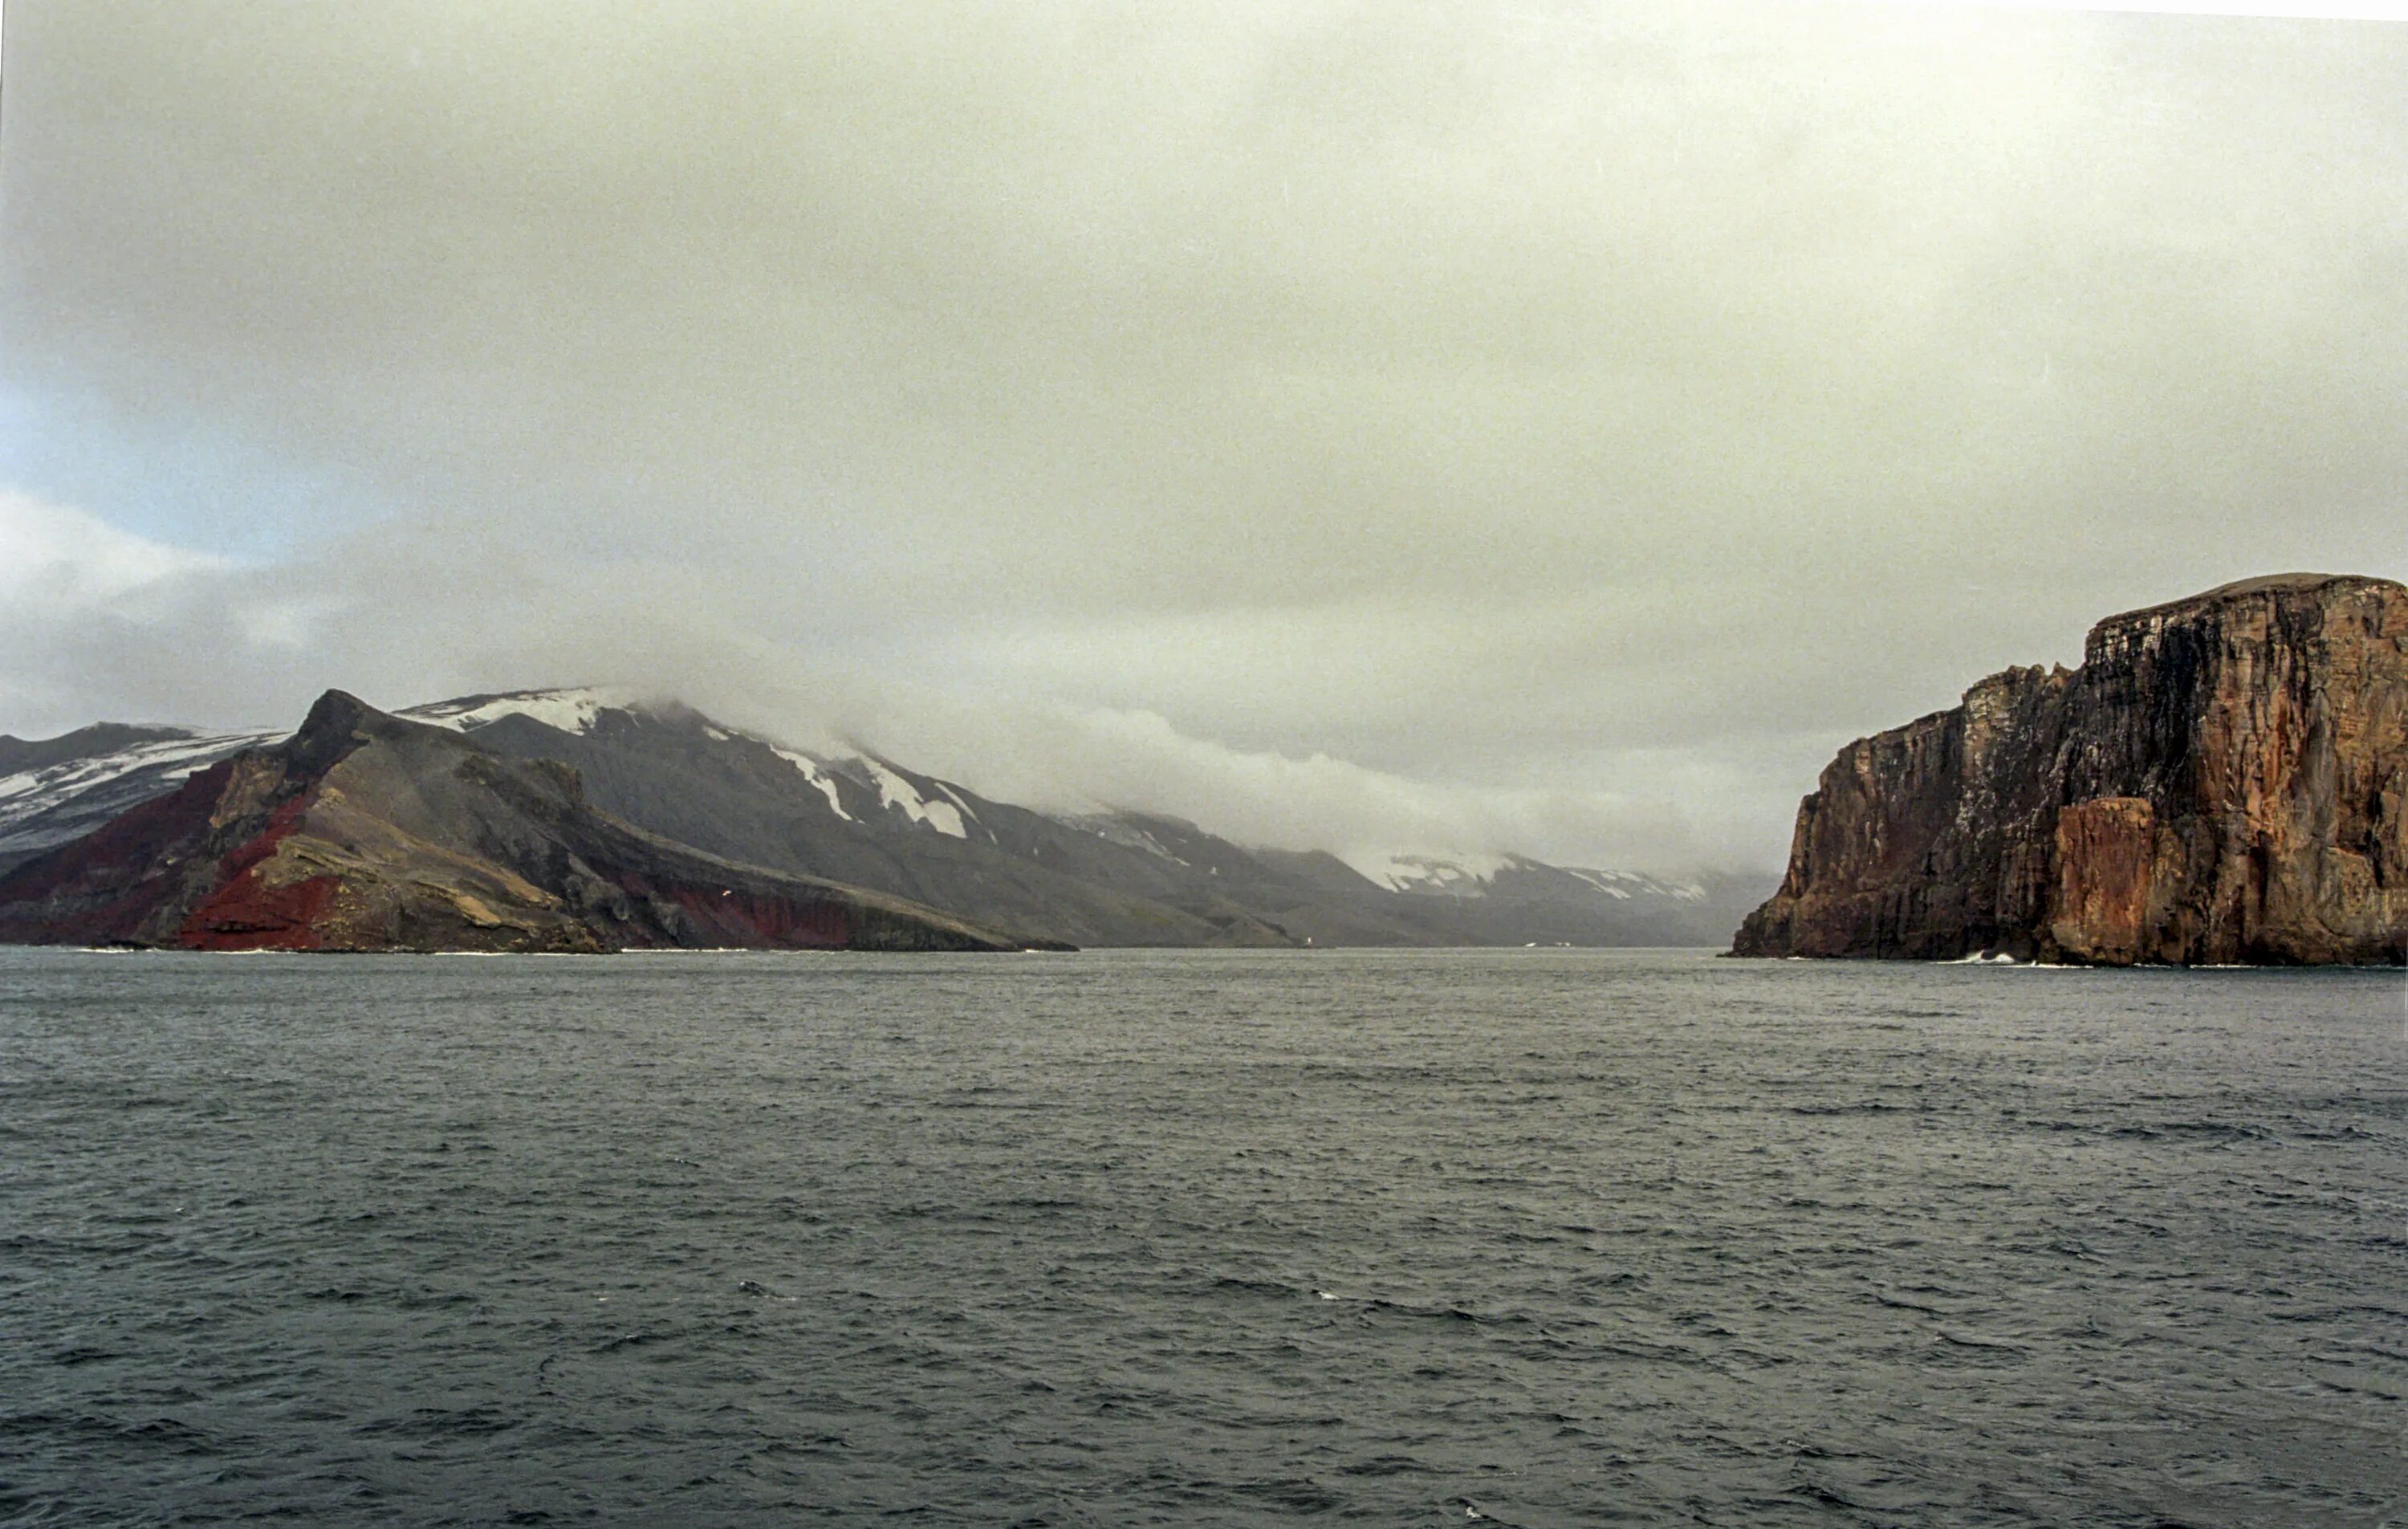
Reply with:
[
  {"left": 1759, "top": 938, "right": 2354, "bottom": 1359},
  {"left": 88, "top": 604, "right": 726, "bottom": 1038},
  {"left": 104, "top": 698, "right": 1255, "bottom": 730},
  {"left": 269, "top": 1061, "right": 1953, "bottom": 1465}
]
[
  {"left": 409, "top": 697, "right": 1304, "bottom": 945},
  {"left": 420, "top": 693, "right": 1763, "bottom": 945},
  {"left": 0, "top": 692, "right": 1046, "bottom": 953}
]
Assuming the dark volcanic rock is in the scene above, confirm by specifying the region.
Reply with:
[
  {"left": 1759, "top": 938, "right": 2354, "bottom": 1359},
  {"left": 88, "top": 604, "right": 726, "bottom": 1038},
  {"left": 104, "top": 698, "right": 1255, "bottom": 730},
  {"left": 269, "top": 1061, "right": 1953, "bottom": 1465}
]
[
  {"left": 1733, "top": 573, "right": 2408, "bottom": 966},
  {"left": 0, "top": 692, "right": 1047, "bottom": 954}
]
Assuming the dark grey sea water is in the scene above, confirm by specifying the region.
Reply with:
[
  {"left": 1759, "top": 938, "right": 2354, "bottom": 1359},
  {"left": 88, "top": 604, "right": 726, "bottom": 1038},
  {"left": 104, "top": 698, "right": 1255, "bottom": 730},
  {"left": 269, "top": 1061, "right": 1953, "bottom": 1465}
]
[{"left": 1, "top": 948, "right": 2402, "bottom": 1527}]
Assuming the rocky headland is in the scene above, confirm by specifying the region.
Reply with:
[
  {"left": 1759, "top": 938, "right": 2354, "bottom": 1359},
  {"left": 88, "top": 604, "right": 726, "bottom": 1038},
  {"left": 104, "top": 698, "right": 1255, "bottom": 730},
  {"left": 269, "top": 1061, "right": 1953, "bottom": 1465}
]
[{"left": 1733, "top": 573, "right": 2408, "bottom": 965}]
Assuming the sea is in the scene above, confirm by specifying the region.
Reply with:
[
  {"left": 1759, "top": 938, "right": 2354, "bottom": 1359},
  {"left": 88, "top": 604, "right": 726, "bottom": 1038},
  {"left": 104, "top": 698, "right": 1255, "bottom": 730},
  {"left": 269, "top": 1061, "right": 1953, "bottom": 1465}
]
[{"left": 1, "top": 946, "right": 2402, "bottom": 1527}]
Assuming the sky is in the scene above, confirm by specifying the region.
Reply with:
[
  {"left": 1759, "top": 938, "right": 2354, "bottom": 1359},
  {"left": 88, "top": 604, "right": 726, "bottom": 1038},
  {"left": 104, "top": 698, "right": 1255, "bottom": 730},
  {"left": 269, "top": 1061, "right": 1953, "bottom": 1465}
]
[{"left": 2, "top": 2, "right": 2403, "bottom": 874}]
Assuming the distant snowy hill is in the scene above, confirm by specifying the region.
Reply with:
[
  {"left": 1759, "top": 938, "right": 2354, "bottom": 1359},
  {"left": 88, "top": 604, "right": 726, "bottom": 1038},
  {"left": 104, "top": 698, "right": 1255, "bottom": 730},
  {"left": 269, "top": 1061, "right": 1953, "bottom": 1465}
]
[
  {"left": 0, "top": 723, "right": 282, "bottom": 870},
  {"left": 1346, "top": 851, "right": 1708, "bottom": 905},
  {"left": 2, "top": 686, "right": 1770, "bottom": 946}
]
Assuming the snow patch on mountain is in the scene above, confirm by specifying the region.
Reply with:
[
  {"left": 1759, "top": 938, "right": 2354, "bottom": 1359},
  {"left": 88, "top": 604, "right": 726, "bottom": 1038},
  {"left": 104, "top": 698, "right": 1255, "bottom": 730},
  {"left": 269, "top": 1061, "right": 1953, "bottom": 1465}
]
[
  {"left": 1340, "top": 849, "right": 1711, "bottom": 903},
  {"left": 930, "top": 782, "right": 999, "bottom": 843},
  {"left": 1565, "top": 868, "right": 1633, "bottom": 899},
  {"left": 1564, "top": 866, "right": 1707, "bottom": 903},
  {"left": 862, "top": 759, "right": 968, "bottom": 838},
  {"left": 769, "top": 746, "right": 853, "bottom": 821},
  {"left": 1344, "top": 852, "right": 1512, "bottom": 895},
  {"left": 402, "top": 688, "right": 633, "bottom": 737},
  {"left": 1072, "top": 814, "right": 1191, "bottom": 865}
]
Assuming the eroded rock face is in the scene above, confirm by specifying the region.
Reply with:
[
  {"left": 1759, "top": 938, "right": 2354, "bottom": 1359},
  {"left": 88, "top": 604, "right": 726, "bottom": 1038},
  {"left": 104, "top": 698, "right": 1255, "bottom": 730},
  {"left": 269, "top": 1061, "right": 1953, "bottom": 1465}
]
[
  {"left": 2048, "top": 797, "right": 2156, "bottom": 964},
  {"left": 1733, "top": 574, "right": 2408, "bottom": 965}
]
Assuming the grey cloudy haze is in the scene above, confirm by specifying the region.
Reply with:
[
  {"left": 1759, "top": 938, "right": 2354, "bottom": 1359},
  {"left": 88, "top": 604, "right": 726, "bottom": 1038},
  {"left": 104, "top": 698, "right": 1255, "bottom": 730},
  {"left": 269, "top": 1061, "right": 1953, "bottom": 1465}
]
[{"left": 2, "top": 2, "right": 2403, "bottom": 872}]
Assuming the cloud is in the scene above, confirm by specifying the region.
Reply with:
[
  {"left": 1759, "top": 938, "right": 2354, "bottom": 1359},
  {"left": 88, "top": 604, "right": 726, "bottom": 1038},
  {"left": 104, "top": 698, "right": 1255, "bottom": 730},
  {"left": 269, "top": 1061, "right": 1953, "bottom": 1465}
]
[
  {"left": 2, "top": 2, "right": 2402, "bottom": 868},
  {"left": 0, "top": 490, "right": 245, "bottom": 726},
  {"left": 0, "top": 489, "right": 230, "bottom": 610},
  {"left": 0, "top": 483, "right": 1757, "bottom": 869},
  {"left": 727, "top": 685, "right": 1740, "bottom": 874}
]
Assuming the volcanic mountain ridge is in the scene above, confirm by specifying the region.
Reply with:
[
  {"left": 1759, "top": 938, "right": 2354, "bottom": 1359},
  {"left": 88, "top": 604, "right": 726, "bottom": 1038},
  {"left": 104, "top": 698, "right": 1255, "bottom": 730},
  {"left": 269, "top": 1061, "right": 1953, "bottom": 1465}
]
[
  {"left": 0, "top": 691, "right": 1045, "bottom": 953},
  {"left": 1, "top": 689, "right": 1761, "bottom": 949}
]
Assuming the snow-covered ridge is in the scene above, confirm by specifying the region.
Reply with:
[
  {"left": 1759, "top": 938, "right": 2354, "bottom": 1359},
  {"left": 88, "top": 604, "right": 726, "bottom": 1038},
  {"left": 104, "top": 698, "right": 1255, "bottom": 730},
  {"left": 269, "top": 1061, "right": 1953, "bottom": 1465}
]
[
  {"left": 0, "top": 729, "right": 279, "bottom": 811},
  {"left": 0, "top": 726, "right": 284, "bottom": 857},
  {"left": 1562, "top": 866, "right": 1708, "bottom": 903},
  {"left": 397, "top": 689, "right": 998, "bottom": 843},
  {"left": 401, "top": 687, "right": 637, "bottom": 737},
  {"left": 1342, "top": 849, "right": 1706, "bottom": 902}
]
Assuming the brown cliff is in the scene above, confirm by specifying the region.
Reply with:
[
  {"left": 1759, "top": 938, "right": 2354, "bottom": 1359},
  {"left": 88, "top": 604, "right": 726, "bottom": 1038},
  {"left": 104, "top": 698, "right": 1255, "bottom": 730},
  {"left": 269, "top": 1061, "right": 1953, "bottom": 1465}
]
[
  {"left": 0, "top": 690, "right": 1055, "bottom": 953},
  {"left": 1732, "top": 573, "right": 2408, "bottom": 965}
]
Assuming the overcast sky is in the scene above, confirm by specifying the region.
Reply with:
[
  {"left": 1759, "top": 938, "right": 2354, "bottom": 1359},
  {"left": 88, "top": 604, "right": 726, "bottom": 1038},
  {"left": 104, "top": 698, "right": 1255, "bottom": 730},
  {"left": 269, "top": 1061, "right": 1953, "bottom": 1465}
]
[{"left": 2, "top": 2, "right": 2402, "bottom": 872}]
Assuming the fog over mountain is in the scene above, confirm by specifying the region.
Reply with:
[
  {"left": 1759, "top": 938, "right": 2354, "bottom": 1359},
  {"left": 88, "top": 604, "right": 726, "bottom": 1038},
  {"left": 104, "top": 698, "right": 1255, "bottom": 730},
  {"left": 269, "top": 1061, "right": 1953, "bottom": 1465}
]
[{"left": 3, "top": 2, "right": 2403, "bottom": 874}]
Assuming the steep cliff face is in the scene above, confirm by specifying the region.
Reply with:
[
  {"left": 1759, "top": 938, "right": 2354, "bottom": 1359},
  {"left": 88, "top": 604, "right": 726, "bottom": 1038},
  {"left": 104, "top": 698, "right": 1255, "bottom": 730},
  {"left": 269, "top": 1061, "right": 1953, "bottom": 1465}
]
[{"left": 1732, "top": 574, "right": 2408, "bottom": 965}]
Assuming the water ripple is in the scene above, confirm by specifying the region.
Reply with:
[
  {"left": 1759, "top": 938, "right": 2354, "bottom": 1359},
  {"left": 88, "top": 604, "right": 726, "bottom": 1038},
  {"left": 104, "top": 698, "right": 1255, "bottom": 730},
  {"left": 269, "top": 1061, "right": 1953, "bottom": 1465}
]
[{"left": 1, "top": 947, "right": 2401, "bottom": 1526}]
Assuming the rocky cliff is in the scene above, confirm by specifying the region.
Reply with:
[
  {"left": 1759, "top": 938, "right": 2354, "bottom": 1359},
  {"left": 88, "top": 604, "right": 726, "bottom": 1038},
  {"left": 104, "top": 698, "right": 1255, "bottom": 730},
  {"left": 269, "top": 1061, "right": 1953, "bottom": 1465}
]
[
  {"left": 1732, "top": 573, "right": 2408, "bottom": 965},
  {"left": 0, "top": 691, "right": 1048, "bottom": 953}
]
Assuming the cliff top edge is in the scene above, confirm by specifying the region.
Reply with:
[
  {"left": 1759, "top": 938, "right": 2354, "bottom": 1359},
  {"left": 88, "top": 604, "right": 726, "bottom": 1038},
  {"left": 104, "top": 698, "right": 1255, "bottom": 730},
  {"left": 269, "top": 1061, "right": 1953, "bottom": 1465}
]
[{"left": 2098, "top": 571, "right": 2402, "bottom": 632}]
